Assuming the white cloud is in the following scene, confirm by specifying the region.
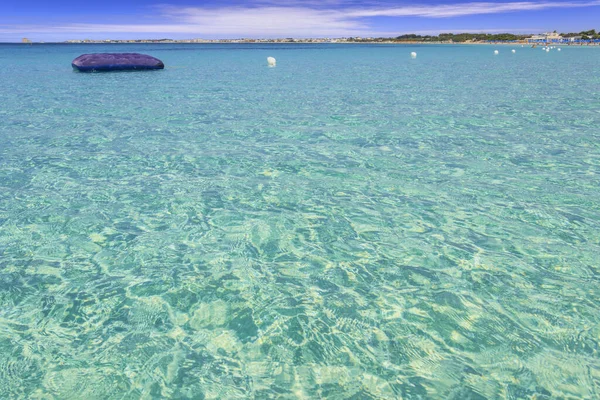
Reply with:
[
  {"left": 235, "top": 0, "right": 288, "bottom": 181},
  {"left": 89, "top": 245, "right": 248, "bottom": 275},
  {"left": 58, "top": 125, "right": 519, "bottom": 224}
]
[
  {"left": 348, "top": 0, "right": 600, "bottom": 17},
  {"left": 157, "top": 6, "right": 363, "bottom": 35},
  {"left": 1, "top": 1, "right": 599, "bottom": 38}
]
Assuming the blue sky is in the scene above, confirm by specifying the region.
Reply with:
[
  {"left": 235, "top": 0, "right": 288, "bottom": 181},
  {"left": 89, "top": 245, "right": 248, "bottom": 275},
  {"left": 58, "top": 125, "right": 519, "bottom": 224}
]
[{"left": 1, "top": 0, "right": 599, "bottom": 41}]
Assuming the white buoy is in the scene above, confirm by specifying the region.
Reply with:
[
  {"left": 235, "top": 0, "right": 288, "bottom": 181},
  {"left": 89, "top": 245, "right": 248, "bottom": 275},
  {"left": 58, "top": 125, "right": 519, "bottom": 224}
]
[
  {"left": 546, "top": 48, "right": 550, "bottom": 52},
  {"left": 410, "top": 52, "right": 417, "bottom": 58},
  {"left": 511, "top": 49, "right": 516, "bottom": 53},
  {"left": 267, "top": 56, "right": 276, "bottom": 67},
  {"left": 494, "top": 50, "right": 499, "bottom": 55},
  {"left": 558, "top": 48, "right": 561, "bottom": 51}
]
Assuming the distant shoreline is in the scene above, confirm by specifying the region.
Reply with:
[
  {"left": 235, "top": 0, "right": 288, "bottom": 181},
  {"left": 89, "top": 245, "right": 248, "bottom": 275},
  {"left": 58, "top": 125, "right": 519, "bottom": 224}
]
[{"left": 3, "top": 40, "right": 599, "bottom": 46}]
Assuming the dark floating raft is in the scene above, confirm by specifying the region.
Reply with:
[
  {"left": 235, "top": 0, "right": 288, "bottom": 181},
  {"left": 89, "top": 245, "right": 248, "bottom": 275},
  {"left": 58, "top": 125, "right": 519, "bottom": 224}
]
[{"left": 72, "top": 53, "right": 164, "bottom": 72}]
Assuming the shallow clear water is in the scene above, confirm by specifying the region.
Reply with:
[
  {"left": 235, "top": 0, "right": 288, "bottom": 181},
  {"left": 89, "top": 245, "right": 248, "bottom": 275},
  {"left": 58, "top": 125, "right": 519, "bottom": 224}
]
[{"left": 0, "top": 43, "right": 599, "bottom": 399}]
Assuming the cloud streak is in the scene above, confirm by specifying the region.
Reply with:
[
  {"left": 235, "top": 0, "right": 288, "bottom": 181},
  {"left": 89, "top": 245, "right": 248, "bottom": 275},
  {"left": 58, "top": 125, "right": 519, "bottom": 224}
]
[
  {"left": 347, "top": 0, "right": 600, "bottom": 17},
  {"left": 1, "top": 1, "right": 600, "bottom": 38}
]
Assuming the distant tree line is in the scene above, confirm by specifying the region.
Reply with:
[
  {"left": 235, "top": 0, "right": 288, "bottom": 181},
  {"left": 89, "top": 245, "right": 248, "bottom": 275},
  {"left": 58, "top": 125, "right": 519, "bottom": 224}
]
[
  {"left": 348, "top": 33, "right": 528, "bottom": 42},
  {"left": 395, "top": 33, "right": 528, "bottom": 42},
  {"left": 560, "top": 29, "right": 600, "bottom": 40},
  {"left": 349, "top": 29, "right": 600, "bottom": 42}
]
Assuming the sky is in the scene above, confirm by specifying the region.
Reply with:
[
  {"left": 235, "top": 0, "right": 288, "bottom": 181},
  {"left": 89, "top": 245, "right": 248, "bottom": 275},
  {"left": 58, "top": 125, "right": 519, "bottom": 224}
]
[{"left": 1, "top": 0, "right": 599, "bottom": 42}]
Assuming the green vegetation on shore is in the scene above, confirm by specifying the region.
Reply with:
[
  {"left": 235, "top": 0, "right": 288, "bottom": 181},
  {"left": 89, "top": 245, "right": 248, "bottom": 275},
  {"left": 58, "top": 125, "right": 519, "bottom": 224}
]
[
  {"left": 352, "top": 29, "right": 600, "bottom": 43},
  {"left": 560, "top": 29, "right": 600, "bottom": 40},
  {"left": 394, "top": 33, "right": 528, "bottom": 42}
]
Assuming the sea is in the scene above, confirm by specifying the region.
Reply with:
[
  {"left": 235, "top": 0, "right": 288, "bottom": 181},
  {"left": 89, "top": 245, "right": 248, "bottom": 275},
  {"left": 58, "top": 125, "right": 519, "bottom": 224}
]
[{"left": 0, "top": 43, "right": 599, "bottom": 399}]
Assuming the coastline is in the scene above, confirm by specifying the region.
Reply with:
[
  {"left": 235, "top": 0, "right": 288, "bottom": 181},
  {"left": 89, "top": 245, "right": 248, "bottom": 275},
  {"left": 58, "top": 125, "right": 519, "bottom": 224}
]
[{"left": 4, "top": 40, "right": 599, "bottom": 46}]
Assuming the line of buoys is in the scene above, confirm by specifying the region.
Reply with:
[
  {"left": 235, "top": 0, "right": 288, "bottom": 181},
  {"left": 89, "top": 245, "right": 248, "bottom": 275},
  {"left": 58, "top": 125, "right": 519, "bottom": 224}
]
[{"left": 266, "top": 45, "right": 565, "bottom": 67}]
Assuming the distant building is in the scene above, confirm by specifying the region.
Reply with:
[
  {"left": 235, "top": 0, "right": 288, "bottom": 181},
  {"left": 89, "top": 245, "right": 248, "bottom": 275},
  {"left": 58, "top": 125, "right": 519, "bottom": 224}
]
[
  {"left": 22, "top": 38, "right": 32, "bottom": 44},
  {"left": 527, "top": 32, "right": 563, "bottom": 43}
]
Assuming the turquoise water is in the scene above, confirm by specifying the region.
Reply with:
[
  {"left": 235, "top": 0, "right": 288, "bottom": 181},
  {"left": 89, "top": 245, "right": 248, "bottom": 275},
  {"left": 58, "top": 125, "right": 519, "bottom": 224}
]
[{"left": 0, "top": 43, "right": 599, "bottom": 398}]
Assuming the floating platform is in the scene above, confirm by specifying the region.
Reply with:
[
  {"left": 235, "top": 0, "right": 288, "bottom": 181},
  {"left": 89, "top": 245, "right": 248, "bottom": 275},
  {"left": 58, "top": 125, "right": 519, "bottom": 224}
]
[{"left": 72, "top": 53, "right": 164, "bottom": 72}]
